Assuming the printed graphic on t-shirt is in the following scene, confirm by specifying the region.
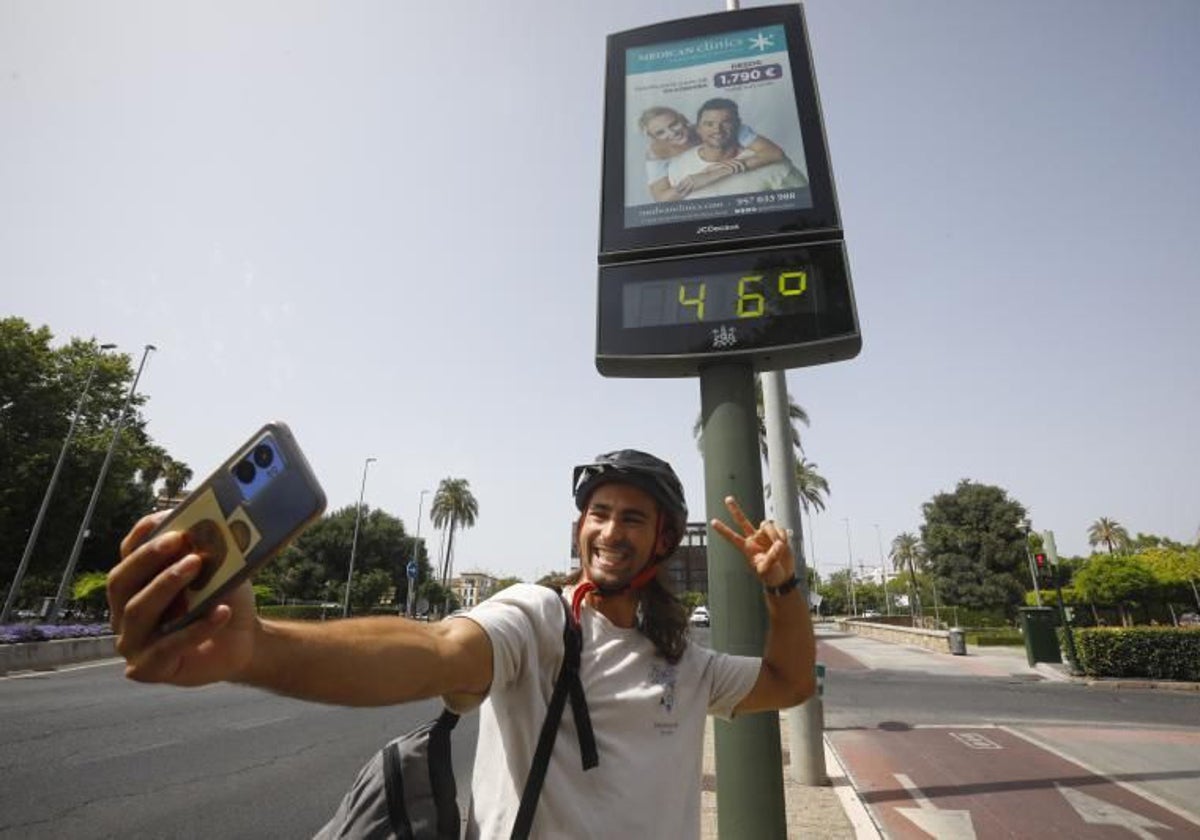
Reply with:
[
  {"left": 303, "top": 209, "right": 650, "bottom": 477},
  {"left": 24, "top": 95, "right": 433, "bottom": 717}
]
[{"left": 649, "top": 663, "right": 678, "bottom": 713}]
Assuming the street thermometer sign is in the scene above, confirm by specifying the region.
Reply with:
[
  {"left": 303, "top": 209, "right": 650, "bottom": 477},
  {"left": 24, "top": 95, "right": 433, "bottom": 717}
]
[{"left": 596, "top": 4, "right": 860, "bottom": 377}]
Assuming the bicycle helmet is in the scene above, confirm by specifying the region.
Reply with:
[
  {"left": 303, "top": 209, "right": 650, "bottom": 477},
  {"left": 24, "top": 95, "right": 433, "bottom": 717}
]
[{"left": 572, "top": 449, "right": 688, "bottom": 554}]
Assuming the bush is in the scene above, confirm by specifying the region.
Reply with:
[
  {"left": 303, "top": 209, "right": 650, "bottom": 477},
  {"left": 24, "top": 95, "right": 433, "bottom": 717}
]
[
  {"left": 968, "top": 629, "right": 1024, "bottom": 647},
  {"left": 258, "top": 604, "right": 340, "bottom": 621},
  {"left": 0, "top": 623, "right": 112, "bottom": 644},
  {"left": 1069, "top": 626, "right": 1200, "bottom": 680}
]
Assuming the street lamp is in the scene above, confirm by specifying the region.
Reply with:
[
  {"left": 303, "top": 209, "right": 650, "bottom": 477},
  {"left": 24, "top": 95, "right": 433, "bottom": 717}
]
[
  {"left": 2, "top": 342, "right": 116, "bottom": 624},
  {"left": 842, "top": 517, "right": 857, "bottom": 616},
  {"left": 50, "top": 343, "right": 155, "bottom": 623},
  {"left": 406, "top": 489, "right": 431, "bottom": 616},
  {"left": 875, "top": 524, "right": 891, "bottom": 616},
  {"left": 1021, "top": 517, "right": 1043, "bottom": 607},
  {"left": 343, "top": 457, "right": 377, "bottom": 618}
]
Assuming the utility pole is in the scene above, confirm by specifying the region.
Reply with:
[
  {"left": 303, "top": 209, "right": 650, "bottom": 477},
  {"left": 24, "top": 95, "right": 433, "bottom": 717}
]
[
  {"left": 842, "top": 518, "right": 857, "bottom": 616},
  {"left": 343, "top": 457, "right": 376, "bottom": 618},
  {"left": 875, "top": 523, "right": 891, "bottom": 615},
  {"left": 763, "top": 370, "right": 826, "bottom": 786},
  {"left": 1022, "top": 518, "right": 1042, "bottom": 607},
  {"left": 51, "top": 344, "right": 155, "bottom": 623}
]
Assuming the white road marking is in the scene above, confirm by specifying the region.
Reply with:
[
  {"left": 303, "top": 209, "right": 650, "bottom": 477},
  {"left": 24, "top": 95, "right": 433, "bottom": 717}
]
[
  {"left": 894, "top": 773, "right": 978, "bottom": 840},
  {"left": 949, "top": 731, "right": 1002, "bottom": 750},
  {"left": 1057, "top": 783, "right": 1170, "bottom": 839},
  {"left": 65, "top": 739, "right": 183, "bottom": 766},
  {"left": 223, "top": 714, "right": 294, "bottom": 731}
]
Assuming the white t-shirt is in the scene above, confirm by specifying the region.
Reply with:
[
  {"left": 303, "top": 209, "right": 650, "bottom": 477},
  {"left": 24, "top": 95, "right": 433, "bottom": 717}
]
[{"left": 459, "top": 584, "right": 760, "bottom": 839}]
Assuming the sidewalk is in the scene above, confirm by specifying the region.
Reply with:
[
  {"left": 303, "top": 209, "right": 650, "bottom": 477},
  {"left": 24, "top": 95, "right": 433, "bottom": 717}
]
[{"left": 700, "top": 710, "right": 871, "bottom": 840}]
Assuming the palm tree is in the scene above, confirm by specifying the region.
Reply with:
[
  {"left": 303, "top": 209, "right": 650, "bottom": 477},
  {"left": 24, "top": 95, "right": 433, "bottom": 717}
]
[
  {"left": 1087, "top": 517, "right": 1130, "bottom": 555},
  {"left": 692, "top": 374, "right": 810, "bottom": 461},
  {"left": 162, "top": 457, "right": 193, "bottom": 499},
  {"left": 890, "top": 532, "right": 922, "bottom": 615},
  {"left": 793, "top": 458, "right": 830, "bottom": 514},
  {"left": 430, "top": 478, "right": 479, "bottom": 588}
]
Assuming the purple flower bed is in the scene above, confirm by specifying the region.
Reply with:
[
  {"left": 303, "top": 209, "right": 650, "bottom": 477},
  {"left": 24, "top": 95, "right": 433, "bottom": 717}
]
[{"left": 0, "top": 623, "right": 113, "bottom": 644}]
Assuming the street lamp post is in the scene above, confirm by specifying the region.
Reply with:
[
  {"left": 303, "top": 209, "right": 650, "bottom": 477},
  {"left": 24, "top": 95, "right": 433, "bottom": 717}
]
[
  {"left": 842, "top": 517, "right": 857, "bottom": 616},
  {"left": 343, "top": 457, "right": 377, "bottom": 618},
  {"left": 1021, "top": 518, "right": 1043, "bottom": 607},
  {"left": 406, "top": 489, "right": 430, "bottom": 616},
  {"left": 874, "top": 523, "right": 891, "bottom": 616},
  {"left": 50, "top": 344, "right": 154, "bottom": 623},
  {"left": 2, "top": 343, "right": 116, "bottom": 624}
]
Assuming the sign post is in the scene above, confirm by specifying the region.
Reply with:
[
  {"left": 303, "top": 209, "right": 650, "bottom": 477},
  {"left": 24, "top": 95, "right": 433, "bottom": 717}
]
[
  {"left": 405, "top": 558, "right": 418, "bottom": 617},
  {"left": 598, "top": 5, "right": 855, "bottom": 834}
]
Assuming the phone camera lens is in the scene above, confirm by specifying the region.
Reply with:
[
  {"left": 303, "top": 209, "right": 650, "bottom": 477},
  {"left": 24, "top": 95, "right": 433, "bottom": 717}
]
[
  {"left": 253, "top": 444, "right": 275, "bottom": 468},
  {"left": 234, "top": 459, "right": 257, "bottom": 484}
]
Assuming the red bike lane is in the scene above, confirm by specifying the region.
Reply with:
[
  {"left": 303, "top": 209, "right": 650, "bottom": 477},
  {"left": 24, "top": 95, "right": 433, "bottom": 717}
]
[{"left": 829, "top": 725, "right": 1199, "bottom": 838}]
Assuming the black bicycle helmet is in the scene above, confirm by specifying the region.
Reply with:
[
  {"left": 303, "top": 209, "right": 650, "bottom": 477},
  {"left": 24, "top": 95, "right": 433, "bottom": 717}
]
[{"left": 572, "top": 449, "right": 688, "bottom": 552}]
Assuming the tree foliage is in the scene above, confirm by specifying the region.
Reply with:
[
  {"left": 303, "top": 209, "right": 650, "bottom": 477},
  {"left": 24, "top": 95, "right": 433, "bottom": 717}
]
[
  {"left": 1, "top": 318, "right": 186, "bottom": 609},
  {"left": 261, "top": 505, "right": 427, "bottom": 613},
  {"left": 1073, "top": 554, "right": 1157, "bottom": 627},
  {"left": 1087, "top": 517, "right": 1131, "bottom": 555},
  {"left": 920, "top": 480, "right": 1028, "bottom": 612}
]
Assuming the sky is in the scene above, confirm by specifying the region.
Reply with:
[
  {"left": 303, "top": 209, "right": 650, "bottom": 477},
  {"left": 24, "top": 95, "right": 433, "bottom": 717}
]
[{"left": 3, "top": 0, "right": 1198, "bottom": 585}]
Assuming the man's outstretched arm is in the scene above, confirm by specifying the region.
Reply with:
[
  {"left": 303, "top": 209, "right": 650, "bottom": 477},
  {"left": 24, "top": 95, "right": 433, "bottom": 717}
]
[{"left": 108, "top": 512, "right": 493, "bottom": 707}]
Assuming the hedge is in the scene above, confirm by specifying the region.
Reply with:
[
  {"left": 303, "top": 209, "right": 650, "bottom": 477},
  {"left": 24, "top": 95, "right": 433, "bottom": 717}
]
[
  {"left": 969, "top": 630, "right": 1024, "bottom": 647},
  {"left": 1067, "top": 626, "right": 1200, "bottom": 680}
]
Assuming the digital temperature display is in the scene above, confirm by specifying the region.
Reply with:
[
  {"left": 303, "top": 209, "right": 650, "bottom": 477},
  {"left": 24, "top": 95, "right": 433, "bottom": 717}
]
[
  {"left": 596, "top": 241, "right": 860, "bottom": 377},
  {"left": 623, "top": 268, "right": 817, "bottom": 329}
]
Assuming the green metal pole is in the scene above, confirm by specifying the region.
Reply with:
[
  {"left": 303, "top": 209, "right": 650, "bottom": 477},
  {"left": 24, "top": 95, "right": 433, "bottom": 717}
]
[{"left": 701, "top": 363, "right": 787, "bottom": 839}]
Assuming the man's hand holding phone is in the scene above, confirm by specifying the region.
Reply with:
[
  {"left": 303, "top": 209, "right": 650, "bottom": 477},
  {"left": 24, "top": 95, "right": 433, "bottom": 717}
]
[{"left": 108, "top": 512, "right": 258, "bottom": 686}]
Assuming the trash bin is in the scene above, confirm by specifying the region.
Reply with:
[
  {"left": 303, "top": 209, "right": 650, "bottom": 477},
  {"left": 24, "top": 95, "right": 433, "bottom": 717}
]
[
  {"left": 1017, "top": 607, "right": 1063, "bottom": 666},
  {"left": 948, "top": 627, "right": 967, "bottom": 656}
]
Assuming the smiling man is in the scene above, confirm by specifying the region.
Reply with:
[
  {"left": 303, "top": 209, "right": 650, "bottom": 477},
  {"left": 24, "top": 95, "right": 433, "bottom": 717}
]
[{"left": 107, "top": 448, "right": 814, "bottom": 838}]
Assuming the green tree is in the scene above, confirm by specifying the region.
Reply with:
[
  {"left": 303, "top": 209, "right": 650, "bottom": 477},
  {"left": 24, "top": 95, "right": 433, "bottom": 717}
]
[
  {"left": 431, "top": 478, "right": 479, "bottom": 587},
  {"left": 919, "top": 480, "right": 1029, "bottom": 612},
  {"left": 1087, "top": 517, "right": 1130, "bottom": 555},
  {"left": 1, "top": 318, "right": 186, "bottom": 610},
  {"left": 268, "top": 506, "right": 413, "bottom": 611},
  {"left": 1136, "top": 547, "right": 1200, "bottom": 619},
  {"left": 71, "top": 570, "right": 110, "bottom": 618},
  {"left": 793, "top": 458, "right": 830, "bottom": 514},
  {"left": 1073, "top": 554, "right": 1156, "bottom": 627}
]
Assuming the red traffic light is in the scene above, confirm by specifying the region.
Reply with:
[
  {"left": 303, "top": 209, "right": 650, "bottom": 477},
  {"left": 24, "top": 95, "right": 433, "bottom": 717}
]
[{"left": 1034, "top": 552, "right": 1047, "bottom": 568}]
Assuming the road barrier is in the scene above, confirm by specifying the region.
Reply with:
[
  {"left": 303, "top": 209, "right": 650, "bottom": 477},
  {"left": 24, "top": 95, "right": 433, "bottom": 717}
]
[
  {"left": 836, "top": 618, "right": 955, "bottom": 654},
  {"left": 0, "top": 636, "right": 117, "bottom": 674}
]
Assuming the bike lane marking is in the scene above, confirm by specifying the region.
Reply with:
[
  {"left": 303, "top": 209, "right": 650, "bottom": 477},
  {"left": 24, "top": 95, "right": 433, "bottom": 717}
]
[{"left": 829, "top": 724, "right": 1199, "bottom": 838}]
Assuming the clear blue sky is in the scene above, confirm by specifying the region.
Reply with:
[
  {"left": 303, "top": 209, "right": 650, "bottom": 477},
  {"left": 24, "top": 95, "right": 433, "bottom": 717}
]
[{"left": 4, "top": 1, "right": 1198, "bottom": 583}]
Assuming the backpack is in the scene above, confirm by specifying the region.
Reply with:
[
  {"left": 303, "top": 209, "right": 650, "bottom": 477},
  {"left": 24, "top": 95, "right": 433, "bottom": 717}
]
[{"left": 315, "top": 591, "right": 597, "bottom": 840}]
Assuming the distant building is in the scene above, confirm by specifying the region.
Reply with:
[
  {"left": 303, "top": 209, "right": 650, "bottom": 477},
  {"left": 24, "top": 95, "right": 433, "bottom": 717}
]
[{"left": 450, "top": 571, "right": 501, "bottom": 608}]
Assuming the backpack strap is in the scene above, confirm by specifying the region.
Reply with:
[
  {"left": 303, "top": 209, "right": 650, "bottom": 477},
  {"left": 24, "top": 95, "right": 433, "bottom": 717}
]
[
  {"left": 509, "top": 590, "right": 598, "bottom": 839},
  {"left": 384, "top": 708, "right": 460, "bottom": 839}
]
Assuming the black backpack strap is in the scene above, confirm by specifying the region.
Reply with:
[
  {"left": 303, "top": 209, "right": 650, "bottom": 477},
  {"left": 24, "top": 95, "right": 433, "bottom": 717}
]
[
  {"left": 385, "top": 708, "right": 460, "bottom": 840},
  {"left": 509, "top": 590, "right": 598, "bottom": 839}
]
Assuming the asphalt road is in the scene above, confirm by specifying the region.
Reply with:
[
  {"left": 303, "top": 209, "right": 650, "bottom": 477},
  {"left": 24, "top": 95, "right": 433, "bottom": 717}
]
[{"left": 0, "top": 659, "right": 478, "bottom": 839}]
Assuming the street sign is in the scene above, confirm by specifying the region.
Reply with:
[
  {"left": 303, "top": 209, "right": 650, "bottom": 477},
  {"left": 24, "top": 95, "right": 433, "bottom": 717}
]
[{"left": 406, "top": 560, "right": 418, "bottom": 580}]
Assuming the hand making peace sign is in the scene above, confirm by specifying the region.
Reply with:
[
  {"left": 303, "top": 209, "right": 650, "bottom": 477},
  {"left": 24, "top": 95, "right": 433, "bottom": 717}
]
[{"left": 710, "top": 496, "right": 795, "bottom": 589}]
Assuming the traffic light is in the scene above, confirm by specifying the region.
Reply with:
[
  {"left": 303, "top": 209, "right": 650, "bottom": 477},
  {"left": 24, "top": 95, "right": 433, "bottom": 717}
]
[{"left": 1034, "top": 552, "right": 1047, "bottom": 570}]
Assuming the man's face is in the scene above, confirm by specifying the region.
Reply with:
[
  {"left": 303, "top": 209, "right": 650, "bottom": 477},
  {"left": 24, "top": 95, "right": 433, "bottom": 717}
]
[
  {"left": 697, "top": 107, "right": 738, "bottom": 151},
  {"left": 577, "top": 482, "right": 664, "bottom": 589}
]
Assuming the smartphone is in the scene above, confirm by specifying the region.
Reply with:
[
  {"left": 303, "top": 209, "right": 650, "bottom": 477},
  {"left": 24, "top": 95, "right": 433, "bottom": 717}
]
[{"left": 152, "top": 422, "right": 326, "bottom": 633}]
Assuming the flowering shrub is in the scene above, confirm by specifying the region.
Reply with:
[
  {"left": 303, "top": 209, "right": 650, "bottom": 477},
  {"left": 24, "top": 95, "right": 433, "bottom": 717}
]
[{"left": 0, "top": 623, "right": 113, "bottom": 644}]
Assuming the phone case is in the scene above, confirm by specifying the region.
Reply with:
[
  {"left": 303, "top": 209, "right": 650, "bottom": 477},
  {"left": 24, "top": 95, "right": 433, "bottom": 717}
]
[{"left": 152, "top": 421, "right": 326, "bottom": 633}]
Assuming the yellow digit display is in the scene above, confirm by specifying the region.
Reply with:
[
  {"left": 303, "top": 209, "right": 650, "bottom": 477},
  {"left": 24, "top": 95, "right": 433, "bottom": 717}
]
[
  {"left": 678, "top": 281, "right": 706, "bottom": 321},
  {"left": 779, "top": 270, "right": 807, "bottom": 296},
  {"left": 737, "top": 275, "right": 765, "bottom": 318}
]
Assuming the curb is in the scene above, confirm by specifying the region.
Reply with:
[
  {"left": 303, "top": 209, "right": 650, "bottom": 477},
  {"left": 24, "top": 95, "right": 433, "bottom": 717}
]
[{"left": 823, "top": 735, "right": 881, "bottom": 839}]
